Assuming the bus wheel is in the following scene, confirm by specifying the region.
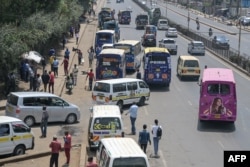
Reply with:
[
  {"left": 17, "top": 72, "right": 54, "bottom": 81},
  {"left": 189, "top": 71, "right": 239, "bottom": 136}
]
[
  {"left": 138, "top": 97, "right": 146, "bottom": 106},
  {"left": 117, "top": 101, "right": 123, "bottom": 111}
]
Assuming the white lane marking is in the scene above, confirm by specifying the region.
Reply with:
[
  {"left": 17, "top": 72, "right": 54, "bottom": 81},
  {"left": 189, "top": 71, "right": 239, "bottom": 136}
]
[
  {"left": 217, "top": 140, "right": 225, "bottom": 149},
  {"left": 159, "top": 150, "right": 168, "bottom": 167},
  {"left": 188, "top": 100, "right": 192, "bottom": 106}
]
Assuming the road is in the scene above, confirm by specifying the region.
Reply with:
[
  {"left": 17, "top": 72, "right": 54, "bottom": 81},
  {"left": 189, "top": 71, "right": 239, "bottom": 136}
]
[
  {"left": 145, "top": 0, "right": 250, "bottom": 56},
  {"left": 106, "top": 1, "right": 250, "bottom": 167}
]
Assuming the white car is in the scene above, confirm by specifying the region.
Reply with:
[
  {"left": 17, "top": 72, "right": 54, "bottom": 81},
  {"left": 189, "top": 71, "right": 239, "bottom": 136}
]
[
  {"left": 165, "top": 27, "right": 178, "bottom": 37},
  {"left": 188, "top": 41, "right": 205, "bottom": 55}
]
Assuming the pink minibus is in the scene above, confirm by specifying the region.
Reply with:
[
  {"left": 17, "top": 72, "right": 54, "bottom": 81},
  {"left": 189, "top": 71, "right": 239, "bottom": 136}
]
[{"left": 199, "top": 68, "right": 237, "bottom": 123}]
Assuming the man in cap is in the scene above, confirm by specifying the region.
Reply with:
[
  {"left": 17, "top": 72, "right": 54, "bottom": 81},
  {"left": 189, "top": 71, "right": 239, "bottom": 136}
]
[{"left": 49, "top": 135, "right": 62, "bottom": 167}]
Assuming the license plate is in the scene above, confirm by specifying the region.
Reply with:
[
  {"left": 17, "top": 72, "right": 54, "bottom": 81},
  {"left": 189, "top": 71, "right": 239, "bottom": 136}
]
[
  {"left": 156, "top": 68, "right": 160, "bottom": 71},
  {"left": 99, "top": 96, "right": 103, "bottom": 100},
  {"left": 214, "top": 114, "right": 220, "bottom": 119},
  {"left": 188, "top": 70, "right": 194, "bottom": 72}
]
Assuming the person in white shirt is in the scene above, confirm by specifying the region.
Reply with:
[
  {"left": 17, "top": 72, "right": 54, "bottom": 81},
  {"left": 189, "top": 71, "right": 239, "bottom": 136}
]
[
  {"left": 151, "top": 119, "right": 161, "bottom": 157},
  {"left": 72, "top": 64, "right": 78, "bottom": 86}
]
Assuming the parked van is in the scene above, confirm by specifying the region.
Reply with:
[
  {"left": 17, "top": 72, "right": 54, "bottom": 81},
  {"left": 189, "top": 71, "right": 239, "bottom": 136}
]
[
  {"left": 0, "top": 116, "right": 34, "bottom": 156},
  {"left": 157, "top": 19, "right": 168, "bottom": 30},
  {"left": 5, "top": 92, "right": 81, "bottom": 127},
  {"left": 96, "top": 138, "right": 150, "bottom": 167},
  {"left": 92, "top": 78, "right": 150, "bottom": 110},
  {"left": 176, "top": 55, "right": 201, "bottom": 81},
  {"left": 88, "top": 105, "right": 124, "bottom": 150}
]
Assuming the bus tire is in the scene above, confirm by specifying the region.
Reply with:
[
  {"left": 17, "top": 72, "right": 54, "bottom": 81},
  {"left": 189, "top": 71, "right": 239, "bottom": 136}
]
[
  {"left": 117, "top": 100, "right": 123, "bottom": 111},
  {"left": 13, "top": 145, "right": 25, "bottom": 156},
  {"left": 138, "top": 97, "right": 146, "bottom": 106}
]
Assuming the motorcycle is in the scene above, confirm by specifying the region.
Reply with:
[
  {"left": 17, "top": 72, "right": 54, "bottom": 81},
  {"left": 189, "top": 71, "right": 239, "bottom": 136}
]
[{"left": 65, "top": 77, "right": 73, "bottom": 93}]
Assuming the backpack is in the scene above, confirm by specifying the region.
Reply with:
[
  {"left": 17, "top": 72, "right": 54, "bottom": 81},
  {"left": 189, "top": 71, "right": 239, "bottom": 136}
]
[{"left": 157, "top": 126, "right": 162, "bottom": 137}]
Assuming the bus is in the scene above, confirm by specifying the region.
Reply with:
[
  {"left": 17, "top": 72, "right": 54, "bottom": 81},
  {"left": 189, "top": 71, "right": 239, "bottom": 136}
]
[
  {"left": 113, "top": 40, "right": 141, "bottom": 71},
  {"left": 118, "top": 10, "right": 131, "bottom": 24},
  {"left": 96, "top": 48, "right": 126, "bottom": 80},
  {"left": 199, "top": 68, "right": 237, "bottom": 123},
  {"left": 95, "top": 30, "right": 116, "bottom": 55},
  {"left": 143, "top": 47, "right": 171, "bottom": 87}
]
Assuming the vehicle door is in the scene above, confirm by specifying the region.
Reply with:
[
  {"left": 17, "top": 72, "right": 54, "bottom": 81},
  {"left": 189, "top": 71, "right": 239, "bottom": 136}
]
[
  {"left": 46, "top": 97, "right": 70, "bottom": 122},
  {"left": 0, "top": 123, "right": 14, "bottom": 155},
  {"left": 127, "top": 82, "right": 139, "bottom": 104},
  {"left": 138, "top": 81, "right": 150, "bottom": 98}
]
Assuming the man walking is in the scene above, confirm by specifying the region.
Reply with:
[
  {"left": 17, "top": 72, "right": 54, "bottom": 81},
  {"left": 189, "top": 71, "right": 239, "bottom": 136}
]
[
  {"left": 40, "top": 106, "right": 49, "bottom": 138},
  {"left": 125, "top": 102, "right": 138, "bottom": 135},
  {"left": 63, "top": 131, "right": 72, "bottom": 165},
  {"left": 86, "top": 69, "right": 95, "bottom": 91},
  {"left": 87, "top": 46, "right": 94, "bottom": 67},
  {"left": 49, "top": 135, "right": 62, "bottom": 167},
  {"left": 61, "top": 57, "right": 69, "bottom": 76},
  {"left": 52, "top": 57, "right": 59, "bottom": 77},
  {"left": 72, "top": 64, "right": 78, "bottom": 86},
  {"left": 42, "top": 70, "right": 50, "bottom": 92},
  {"left": 138, "top": 124, "right": 151, "bottom": 153},
  {"left": 151, "top": 119, "right": 161, "bottom": 158},
  {"left": 49, "top": 71, "right": 55, "bottom": 94}
]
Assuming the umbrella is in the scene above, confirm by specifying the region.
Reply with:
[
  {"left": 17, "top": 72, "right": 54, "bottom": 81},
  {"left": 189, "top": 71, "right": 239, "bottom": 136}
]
[{"left": 21, "top": 51, "right": 43, "bottom": 63}]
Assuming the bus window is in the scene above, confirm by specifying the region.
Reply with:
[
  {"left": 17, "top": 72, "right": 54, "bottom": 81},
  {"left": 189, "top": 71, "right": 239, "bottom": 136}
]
[
  {"left": 220, "top": 84, "right": 230, "bottom": 95},
  {"left": 208, "top": 84, "right": 219, "bottom": 94},
  {"left": 94, "top": 83, "right": 110, "bottom": 92},
  {"left": 127, "top": 82, "right": 137, "bottom": 91},
  {"left": 113, "top": 83, "right": 126, "bottom": 93},
  {"left": 184, "top": 60, "right": 199, "bottom": 67}
]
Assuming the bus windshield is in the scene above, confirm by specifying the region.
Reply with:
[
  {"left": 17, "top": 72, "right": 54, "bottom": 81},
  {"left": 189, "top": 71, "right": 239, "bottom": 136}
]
[
  {"left": 113, "top": 45, "right": 131, "bottom": 54},
  {"left": 97, "top": 33, "right": 113, "bottom": 43},
  {"left": 147, "top": 53, "right": 167, "bottom": 64},
  {"left": 93, "top": 117, "right": 121, "bottom": 130}
]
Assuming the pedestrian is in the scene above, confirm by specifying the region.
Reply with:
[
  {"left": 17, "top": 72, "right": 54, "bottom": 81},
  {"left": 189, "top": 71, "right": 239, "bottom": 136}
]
[
  {"left": 151, "top": 119, "right": 161, "bottom": 158},
  {"left": 75, "top": 32, "right": 79, "bottom": 44},
  {"left": 28, "top": 66, "right": 35, "bottom": 91},
  {"left": 49, "top": 48, "right": 56, "bottom": 57},
  {"left": 64, "top": 48, "right": 70, "bottom": 60},
  {"left": 136, "top": 69, "right": 141, "bottom": 79},
  {"left": 49, "top": 55, "right": 55, "bottom": 72},
  {"left": 62, "top": 36, "right": 66, "bottom": 50},
  {"left": 49, "top": 135, "right": 62, "bottom": 167},
  {"left": 69, "top": 26, "right": 74, "bottom": 37},
  {"left": 86, "top": 157, "right": 98, "bottom": 167},
  {"left": 49, "top": 71, "right": 55, "bottom": 94},
  {"left": 36, "top": 73, "right": 42, "bottom": 91},
  {"left": 63, "top": 131, "right": 72, "bottom": 165},
  {"left": 41, "top": 57, "right": 46, "bottom": 73},
  {"left": 40, "top": 106, "right": 49, "bottom": 138},
  {"left": 125, "top": 102, "right": 138, "bottom": 135},
  {"left": 61, "top": 57, "right": 69, "bottom": 76},
  {"left": 87, "top": 46, "right": 94, "bottom": 67},
  {"left": 72, "top": 64, "right": 78, "bottom": 86},
  {"left": 138, "top": 124, "right": 151, "bottom": 153},
  {"left": 86, "top": 69, "right": 95, "bottom": 91},
  {"left": 24, "top": 60, "right": 30, "bottom": 82},
  {"left": 52, "top": 57, "right": 59, "bottom": 77},
  {"left": 77, "top": 50, "right": 83, "bottom": 65},
  {"left": 6, "top": 72, "right": 16, "bottom": 95},
  {"left": 42, "top": 70, "right": 50, "bottom": 92}
]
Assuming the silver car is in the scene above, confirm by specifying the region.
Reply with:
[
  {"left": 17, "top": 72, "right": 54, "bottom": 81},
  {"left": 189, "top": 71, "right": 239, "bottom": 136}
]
[
  {"left": 165, "top": 27, "right": 178, "bottom": 37},
  {"left": 5, "top": 92, "right": 81, "bottom": 126}
]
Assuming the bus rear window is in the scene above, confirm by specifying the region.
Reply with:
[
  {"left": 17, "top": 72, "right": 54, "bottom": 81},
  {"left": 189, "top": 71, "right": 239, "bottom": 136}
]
[
  {"left": 113, "top": 157, "right": 147, "bottom": 167},
  {"left": 207, "top": 84, "right": 230, "bottom": 95},
  {"left": 97, "top": 34, "right": 112, "bottom": 41},
  {"left": 7, "top": 94, "right": 18, "bottom": 105},
  {"left": 93, "top": 83, "right": 110, "bottom": 92},
  {"left": 184, "top": 60, "right": 199, "bottom": 67}
]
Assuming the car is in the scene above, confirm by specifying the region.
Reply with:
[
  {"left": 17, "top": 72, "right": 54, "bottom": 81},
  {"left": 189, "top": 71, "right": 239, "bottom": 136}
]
[
  {"left": 165, "top": 27, "right": 178, "bottom": 37},
  {"left": 142, "top": 34, "right": 156, "bottom": 47},
  {"left": 5, "top": 92, "right": 81, "bottom": 127},
  {"left": 157, "top": 19, "right": 168, "bottom": 30},
  {"left": 242, "top": 17, "right": 250, "bottom": 26},
  {"left": 188, "top": 41, "right": 205, "bottom": 55},
  {"left": 158, "top": 38, "right": 177, "bottom": 55},
  {"left": 212, "top": 35, "right": 230, "bottom": 50}
]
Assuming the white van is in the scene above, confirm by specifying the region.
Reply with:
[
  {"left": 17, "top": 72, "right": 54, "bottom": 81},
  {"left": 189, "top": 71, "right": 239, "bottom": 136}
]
[
  {"left": 88, "top": 105, "right": 124, "bottom": 150},
  {"left": 0, "top": 116, "right": 34, "bottom": 156},
  {"left": 5, "top": 92, "right": 81, "bottom": 127},
  {"left": 96, "top": 138, "right": 150, "bottom": 167},
  {"left": 157, "top": 19, "right": 168, "bottom": 30},
  {"left": 92, "top": 78, "right": 150, "bottom": 110}
]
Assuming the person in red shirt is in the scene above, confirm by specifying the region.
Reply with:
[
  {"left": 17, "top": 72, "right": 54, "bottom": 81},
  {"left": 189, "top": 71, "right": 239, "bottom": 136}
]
[
  {"left": 49, "top": 71, "right": 55, "bottom": 94},
  {"left": 49, "top": 135, "right": 62, "bottom": 167},
  {"left": 61, "top": 57, "right": 69, "bottom": 76},
  {"left": 86, "top": 69, "right": 95, "bottom": 91},
  {"left": 63, "top": 131, "right": 72, "bottom": 165},
  {"left": 86, "top": 157, "right": 98, "bottom": 167}
]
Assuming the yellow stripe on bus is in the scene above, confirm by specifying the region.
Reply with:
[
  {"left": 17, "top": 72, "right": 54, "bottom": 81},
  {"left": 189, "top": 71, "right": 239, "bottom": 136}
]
[{"left": 0, "top": 137, "right": 10, "bottom": 142}]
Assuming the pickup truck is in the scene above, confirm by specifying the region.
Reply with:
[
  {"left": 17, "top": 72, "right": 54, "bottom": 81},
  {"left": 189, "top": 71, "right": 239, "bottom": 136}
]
[{"left": 158, "top": 38, "right": 177, "bottom": 55}]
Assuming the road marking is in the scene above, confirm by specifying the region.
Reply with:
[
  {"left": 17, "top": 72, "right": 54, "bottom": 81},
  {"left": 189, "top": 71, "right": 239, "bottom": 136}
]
[
  {"left": 217, "top": 140, "right": 225, "bottom": 149},
  {"left": 188, "top": 100, "right": 192, "bottom": 106},
  {"left": 159, "top": 150, "right": 168, "bottom": 167}
]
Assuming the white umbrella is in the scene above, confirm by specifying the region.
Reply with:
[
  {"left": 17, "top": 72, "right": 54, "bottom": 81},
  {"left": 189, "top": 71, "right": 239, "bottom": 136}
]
[{"left": 21, "top": 51, "right": 43, "bottom": 63}]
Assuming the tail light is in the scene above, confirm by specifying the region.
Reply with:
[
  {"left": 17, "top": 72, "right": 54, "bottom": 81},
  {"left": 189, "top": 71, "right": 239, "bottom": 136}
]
[
  {"left": 182, "top": 69, "right": 187, "bottom": 73},
  {"left": 195, "top": 69, "right": 200, "bottom": 74},
  {"left": 16, "top": 106, "right": 20, "bottom": 114}
]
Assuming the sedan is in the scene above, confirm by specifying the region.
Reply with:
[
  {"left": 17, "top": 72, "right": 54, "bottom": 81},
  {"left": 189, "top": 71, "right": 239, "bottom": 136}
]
[
  {"left": 165, "top": 27, "right": 178, "bottom": 37},
  {"left": 212, "top": 35, "right": 230, "bottom": 50}
]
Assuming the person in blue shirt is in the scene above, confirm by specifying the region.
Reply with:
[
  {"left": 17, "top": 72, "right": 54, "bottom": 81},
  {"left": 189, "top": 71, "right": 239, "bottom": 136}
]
[
  {"left": 49, "top": 48, "right": 55, "bottom": 57},
  {"left": 138, "top": 124, "right": 151, "bottom": 153},
  {"left": 125, "top": 102, "right": 138, "bottom": 135},
  {"left": 65, "top": 48, "right": 70, "bottom": 60}
]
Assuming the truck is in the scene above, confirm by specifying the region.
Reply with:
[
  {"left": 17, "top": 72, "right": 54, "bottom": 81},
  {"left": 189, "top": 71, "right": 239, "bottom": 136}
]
[
  {"left": 158, "top": 38, "right": 178, "bottom": 55},
  {"left": 135, "top": 13, "right": 149, "bottom": 29},
  {"left": 148, "top": 8, "right": 161, "bottom": 25},
  {"left": 102, "top": 19, "right": 120, "bottom": 42}
]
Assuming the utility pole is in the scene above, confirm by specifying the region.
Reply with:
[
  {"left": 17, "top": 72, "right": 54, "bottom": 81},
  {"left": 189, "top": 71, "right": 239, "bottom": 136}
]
[
  {"left": 187, "top": 0, "right": 190, "bottom": 31},
  {"left": 166, "top": 0, "right": 168, "bottom": 19},
  {"left": 237, "top": 2, "right": 242, "bottom": 65}
]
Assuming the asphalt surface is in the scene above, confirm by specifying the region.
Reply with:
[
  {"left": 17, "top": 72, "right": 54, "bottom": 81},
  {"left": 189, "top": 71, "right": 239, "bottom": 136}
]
[{"left": 0, "top": 0, "right": 104, "bottom": 166}]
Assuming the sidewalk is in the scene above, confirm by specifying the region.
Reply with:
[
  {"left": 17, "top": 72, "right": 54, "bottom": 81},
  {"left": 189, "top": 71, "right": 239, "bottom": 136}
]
[{"left": 0, "top": 0, "right": 104, "bottom": 166}]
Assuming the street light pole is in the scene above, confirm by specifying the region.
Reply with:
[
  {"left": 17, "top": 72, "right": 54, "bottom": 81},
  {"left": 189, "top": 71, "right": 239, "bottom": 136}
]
[
  {"left": 166, "top": 0, "right": 167, "bottom": 19},
  {"left": 237, "top": 3, "right": 242, "bottom": 65},
  {"left": 187, "top": 0, "right": 190, "bottom": 31}
]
